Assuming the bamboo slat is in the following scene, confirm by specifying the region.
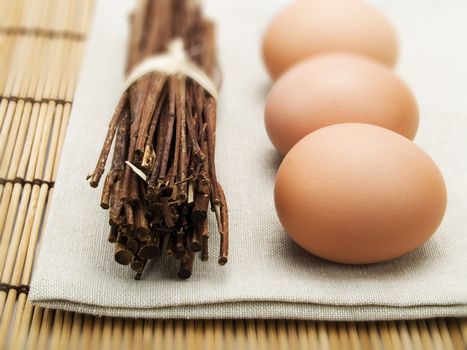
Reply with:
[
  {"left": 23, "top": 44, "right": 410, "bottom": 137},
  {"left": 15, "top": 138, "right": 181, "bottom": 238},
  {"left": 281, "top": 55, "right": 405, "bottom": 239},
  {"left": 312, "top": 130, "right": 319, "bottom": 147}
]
[{"left": 0, "top": 0, "right": 465, "bottom": 349}]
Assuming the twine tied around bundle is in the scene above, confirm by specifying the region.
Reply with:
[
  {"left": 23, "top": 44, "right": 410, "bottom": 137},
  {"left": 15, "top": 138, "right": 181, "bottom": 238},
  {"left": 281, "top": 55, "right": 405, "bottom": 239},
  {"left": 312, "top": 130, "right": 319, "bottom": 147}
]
[{"left": 122, "top": 38, "right": 218, "bottom": 99}]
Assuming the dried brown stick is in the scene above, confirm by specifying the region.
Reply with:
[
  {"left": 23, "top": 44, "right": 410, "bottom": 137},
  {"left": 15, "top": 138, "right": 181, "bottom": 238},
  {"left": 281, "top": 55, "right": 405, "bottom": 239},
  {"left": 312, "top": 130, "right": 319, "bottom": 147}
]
[
  {"left": 177, "top": 75, "right": 188, "bottom": 201},
  {"left": 217, "top": 183, "right": 229, "bottom": 265},
  {"left": 142, "top": 88, "right": 168, "bottom": 170},
  {"left": 203, "top": 97, "right": 220, "bottom": 204},
  {"left": 149, "top": 102, "right": 168, "bottom": 183},
  {"left": 177, "top": 251, "right": 194, "bottom": 279},
  {"left": 135, "top": 73, "right": 166, "bottom": 162},
  {"left": 151, "top": 75, "right": 177, "bottom": 187},
  {"left": 101, "top": 108, "right": 130, "bottom": 209},
  {"left": 87, "top": 92, "right": 128, "bottom": 187},
  {"left": 89, "top": 0, "right": 228, "bottom": 279}
]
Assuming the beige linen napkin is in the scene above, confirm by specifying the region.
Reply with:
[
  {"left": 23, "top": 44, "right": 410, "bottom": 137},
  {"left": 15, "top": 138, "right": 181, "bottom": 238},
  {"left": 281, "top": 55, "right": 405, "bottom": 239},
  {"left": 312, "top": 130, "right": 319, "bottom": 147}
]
[{"left": 29, "top": 0, "right": 467, "bottom": 320}]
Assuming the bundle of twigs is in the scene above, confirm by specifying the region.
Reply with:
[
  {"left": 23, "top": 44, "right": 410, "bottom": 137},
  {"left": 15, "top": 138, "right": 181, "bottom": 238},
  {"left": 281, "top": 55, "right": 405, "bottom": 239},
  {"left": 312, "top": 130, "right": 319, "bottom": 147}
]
[{"left": 87, "top": 0, "right": 228, "bottom": 279}]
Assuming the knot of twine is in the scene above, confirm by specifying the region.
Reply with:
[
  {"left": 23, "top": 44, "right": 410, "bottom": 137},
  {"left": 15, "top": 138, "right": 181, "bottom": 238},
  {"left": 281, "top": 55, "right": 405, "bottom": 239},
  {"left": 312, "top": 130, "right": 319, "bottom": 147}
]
[{"left": 123, "top": 38, "right": 218, "bottom": 99}]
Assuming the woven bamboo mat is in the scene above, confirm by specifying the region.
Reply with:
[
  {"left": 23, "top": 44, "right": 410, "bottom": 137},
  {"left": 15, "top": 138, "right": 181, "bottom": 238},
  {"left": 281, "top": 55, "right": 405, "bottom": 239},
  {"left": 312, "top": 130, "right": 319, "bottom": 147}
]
[{"left": 0, "top": 0, "right": 465, "bottom": 348}]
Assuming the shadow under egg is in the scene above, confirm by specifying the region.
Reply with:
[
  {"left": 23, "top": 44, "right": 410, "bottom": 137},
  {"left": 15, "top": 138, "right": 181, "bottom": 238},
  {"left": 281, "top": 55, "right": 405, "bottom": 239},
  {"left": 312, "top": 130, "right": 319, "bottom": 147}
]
[{"left": 273, "top": 230, "right": 443, "bottom": 282}]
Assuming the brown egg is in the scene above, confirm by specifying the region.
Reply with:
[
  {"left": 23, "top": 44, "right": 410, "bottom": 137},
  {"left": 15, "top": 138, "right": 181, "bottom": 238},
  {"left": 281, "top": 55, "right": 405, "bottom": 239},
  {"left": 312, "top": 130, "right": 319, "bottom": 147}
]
[
  {"left": 274, "top": 123, "right": 447, "bottom": 264},
  {"left": 262, "top": 0, "right": 398, "bottom": 79},
  {"left": 265, "top": 53, "right": 419, "bottom": 155}
]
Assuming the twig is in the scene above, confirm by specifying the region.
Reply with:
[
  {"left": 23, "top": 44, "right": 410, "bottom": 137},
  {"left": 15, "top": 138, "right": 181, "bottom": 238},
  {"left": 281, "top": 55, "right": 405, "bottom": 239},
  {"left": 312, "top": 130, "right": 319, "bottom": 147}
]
[{"left": 88, "top": 0, "right": 228, "bottom": 279}]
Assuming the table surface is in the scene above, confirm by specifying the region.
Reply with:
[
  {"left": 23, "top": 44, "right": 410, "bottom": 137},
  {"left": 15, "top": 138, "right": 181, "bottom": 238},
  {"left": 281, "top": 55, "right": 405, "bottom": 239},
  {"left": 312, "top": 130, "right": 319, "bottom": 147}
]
[{"left": 0, "top": 0, "right": 465, "bottom": 348}]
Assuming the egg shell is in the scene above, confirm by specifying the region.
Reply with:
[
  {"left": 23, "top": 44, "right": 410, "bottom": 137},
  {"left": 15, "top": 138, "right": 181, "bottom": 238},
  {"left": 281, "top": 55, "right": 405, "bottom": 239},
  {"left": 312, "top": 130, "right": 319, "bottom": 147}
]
[
  {"left": 262, "top": 0, "right": 398, "bottom": 79},
  {"left": 265, "top": 53, "right": 419, "bottom": 155},
  {"left": 274, "top": 123, "right": 447, "bottom": 264}
]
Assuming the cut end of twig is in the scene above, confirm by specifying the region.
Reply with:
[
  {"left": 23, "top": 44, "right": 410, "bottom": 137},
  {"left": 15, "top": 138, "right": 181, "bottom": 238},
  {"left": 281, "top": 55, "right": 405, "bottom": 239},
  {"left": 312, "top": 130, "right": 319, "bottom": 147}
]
[
  {"left": 218, "top": 256, "right": 228, "bottom": 265},
  {"left": 86, "top": 173, "right": 100, "bottom": 188},
  {"left": 130, "top": 260, "right": 146, "bottom": 273},
  {"left": 108, "top": 228, "right": 118, "bottom": 243},
  {"left": 189, "top": 241, "right": 202, "bottom": 253},
  {"left": 115, "top": 248, "right": 132, "bottom": 265},
  {"left": 177, "top": 268, "right": 192, "bottom": 280},
  {"left": 138, "top": 244, "right": 159, "bottom": 259}
]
